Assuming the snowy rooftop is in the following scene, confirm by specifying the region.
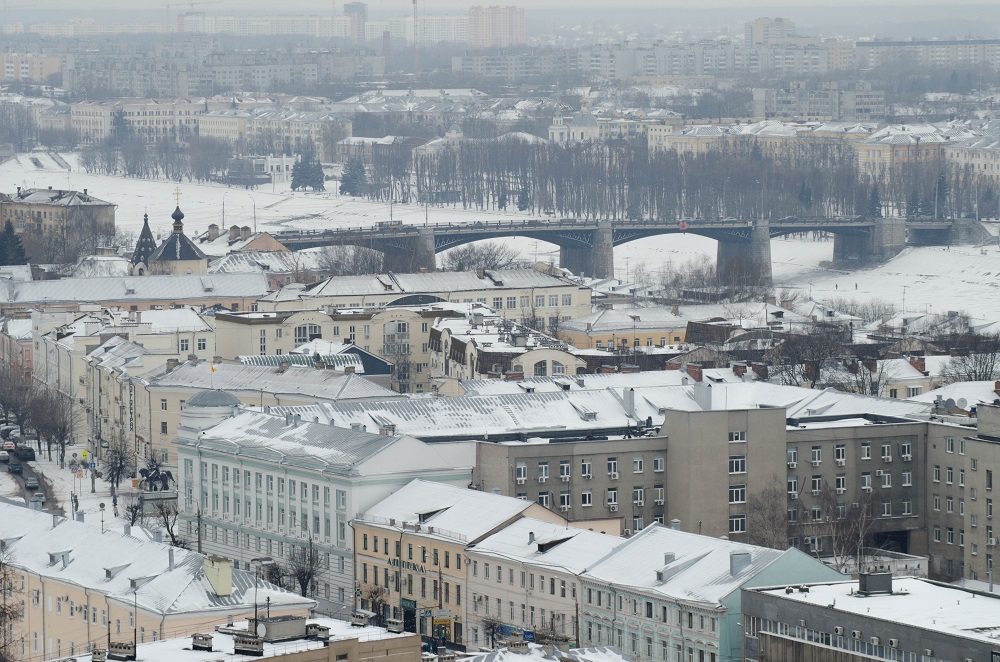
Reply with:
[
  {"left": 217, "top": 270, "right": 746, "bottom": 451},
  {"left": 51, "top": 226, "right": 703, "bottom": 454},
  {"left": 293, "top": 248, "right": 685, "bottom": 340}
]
[
  {"left": 0, "top": 273, "right": 269, "bottom": 306},
  {"left": 72, "top": 618, "right": 408, "bottom": 662},
  {"left": 0, "top": 501, "right": 313, "bottom": 616},
  {"left": 138, "top": 361, "right": 397, "bottom": 401},
  {"left": 469, "top": 518, "right": 624, "bottom": 576},
  {"left": 750, "top": 577, "right": 1000, "bottom": 646},
  {"left": 560, "top": 306, "right": 689, "bottom": 334},
  {"left": 910, "top": 381, "right": 1000, "bottom": 411},
  {"left": 460, "top": 644, "right": 629, "bottom": 662},
  {"left": 358, "top": 479, "right": 541, "bottom": 543}
]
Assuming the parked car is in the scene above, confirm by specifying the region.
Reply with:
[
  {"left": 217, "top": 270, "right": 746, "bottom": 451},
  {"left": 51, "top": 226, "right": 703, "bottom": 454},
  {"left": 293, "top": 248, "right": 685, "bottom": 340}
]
[
  {"left": 8, "top": 462, "right": 22, "bottom": 474},
  {"left": 1, "top": 441, "right": 15, "bottom": 452},
  {"left": 33, "top": 492, "right": 44, "bottom": 503},
  {"left": 23, "top": 476, "right": 39, "bottom": 489},
  {"left": 0, "top": 450, "right": 7, "bottom": 462},
  {"left": 17, "top": 447, "right": 34, "bottom": 461}
]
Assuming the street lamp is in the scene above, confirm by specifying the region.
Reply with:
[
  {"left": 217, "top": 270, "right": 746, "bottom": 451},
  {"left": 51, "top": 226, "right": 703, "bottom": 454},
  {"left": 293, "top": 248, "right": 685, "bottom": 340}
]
[{"left": 250, "top": 556, "right": 274, "bottom": 631}]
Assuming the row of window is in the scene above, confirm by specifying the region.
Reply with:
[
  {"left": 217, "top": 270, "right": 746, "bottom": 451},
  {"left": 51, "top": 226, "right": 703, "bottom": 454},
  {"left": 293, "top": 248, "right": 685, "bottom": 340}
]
[
  {"left": 786, "top": 441, "right": 913, "bottom": 465},
  {"left": 521, "top": 486, "right": 665, "bottom": 509},
  {"left": 786, "top": 470, "right": 914, "bottom": 495},
  {"left": 515, "top": 456, "right": 665, "bottom": 481},
  {"left": 192, "top": 460, "right": 349, "bottom": 508}
]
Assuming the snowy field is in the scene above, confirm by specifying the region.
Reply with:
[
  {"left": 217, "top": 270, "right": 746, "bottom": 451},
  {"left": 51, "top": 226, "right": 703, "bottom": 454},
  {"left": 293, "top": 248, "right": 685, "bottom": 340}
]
[{"left": 4, "top": 151, "right": 1000, "bottom": 318}]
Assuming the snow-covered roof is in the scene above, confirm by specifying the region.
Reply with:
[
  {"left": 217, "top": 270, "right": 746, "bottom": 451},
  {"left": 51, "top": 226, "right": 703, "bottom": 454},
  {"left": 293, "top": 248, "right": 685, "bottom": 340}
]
[
  {"left": 582, "top": 524, "right": 797, "bottom": 604},
  {"left": 7, "top": 187, "right": 113, "bottom": 207},
  {"left": 0, "top": 273, "right": 269, "bottom": 305},
  {"left": 470, "top": 518, "right": 624, "bottom": 576},
  {"left": 560, "top": 306, "right": 689, "bottom": 334},
  {"left": 358, "top": 479, "right": 540, "bottom": 543},
  {"left": 1, "top": 317, "right": 32, "bottom": 339},
  {"left": 750, "top": 577, "right": 1000, "bottom": 647},
  {"left": 460, "top": 645, "right": 630, "bottom": 662},
  {"left": 0, "top": 501, "right": 313, "bottom": 616},
  {"left": 909, "top": 381, "right": 1000, "bottom": 411},
  {"left": 137, "top": 361, "right": 397, "bottom": 401}
]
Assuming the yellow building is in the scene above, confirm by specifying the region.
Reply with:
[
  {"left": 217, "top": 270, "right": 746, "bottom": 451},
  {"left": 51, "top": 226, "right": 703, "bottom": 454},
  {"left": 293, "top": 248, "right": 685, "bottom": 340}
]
[
  {"left": 0, "top": 53, "right": 61, "bottom": 83},
  {"left": 0, "top": 502, "right": 313, "bottom": 662},
  {"left": 0, "top": 187, "right": 115, "bottom": 243},
  {"left": 559, "top": 306, "right": 689, "bottom": 350},
  {"left": 352, "top": 480, "right": 566, "bottom": 646}
]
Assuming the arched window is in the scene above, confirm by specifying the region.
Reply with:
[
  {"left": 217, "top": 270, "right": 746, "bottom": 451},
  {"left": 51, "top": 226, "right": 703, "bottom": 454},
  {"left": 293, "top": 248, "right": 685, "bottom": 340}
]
[
  {"left": 533, "top": 361, "right": 547, "bottom": 377},
  {"left": 552, "top": 361, "right": 566, "bottom": 376}
]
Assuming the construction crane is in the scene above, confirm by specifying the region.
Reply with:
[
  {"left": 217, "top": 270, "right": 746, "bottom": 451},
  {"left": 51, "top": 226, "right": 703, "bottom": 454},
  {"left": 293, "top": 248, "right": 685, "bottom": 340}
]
[{"left": 162, "top": 0, "right": 222, "bottom": 33}]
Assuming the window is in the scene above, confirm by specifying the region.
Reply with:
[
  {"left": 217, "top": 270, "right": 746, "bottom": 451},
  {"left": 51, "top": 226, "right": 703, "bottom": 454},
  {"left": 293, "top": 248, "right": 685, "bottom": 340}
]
[
  {"left": 197, "top": 338, "right": 207, "bottom": 351},
  {"left": 934, "top": 465, "right": 941, "bottom": 482},
  {"left": 515, "top": 462, "right": 527, "bottom": 481},
  {"left": 559, "top": 460, "right": 570, "bottom": 479},
  {"left": 728, "top": 515, "right": 746, "bottom": 533},
  {"left": 946, "top": 437, "right": 955, "bottom": 453},
  {"left": 632, "top": 486, "right": 644, "bottom": 504},
  {"left": 811, "top": 475, "right": 822, "bottom": 493},
  {"left": 947, "top": 496, "right": 954, "bottom": 513},
  {"left": 729, "top": 455, "right": 747, "bottom": 474},
  {"left": 810, "top": 446, "right": 821, "bottom": 464},
  {"left": 581, "top": 459, "right": 592, "bottom": 477},
  {"left": 835, "top": 444, "right": 846, "bottom": 462},
  {"left": 835, "top": 474, "right": 846, "bottom": 491},
  {"left": 882, "top": 500, "right": 892, "bottom": 517},
  {"left": 811, "top": 505, "right": 822, "bottom": 521},
  {"left": 653, "top": 456, "right": 664, "bottom": 472},
  {"left": 160, "top": 422, "right": 168, "bottom": 434},
  {"left": 560, "top": 491, "right": 571, "bottom": 508},
  {"left": 902, "top": 499, "right": 912, "bottom": 515},
  {"left": 947, "top": 467, "right": 954, "bottom": 484},
  {"left": 180, "top": 339, "right": 189, "bottom": 352},
  {"left": 160, "top": 398, "right": 167, "bottom": 411},
  {"left": 538, "top": 462, "right": 549, "bottom": 481},
  {"left": 537, "top": 492, "right": 550, "bottom": 508},
  {"left": 961, "top": 438, "right": 966, "bottom": 455},
  {"left": 861, "top": 473, "right": 871, "bottom": 489},
  {"left": 901, "top": 442, "right": 912, "bottom": 458},
  {"left": 633, "top": 457, "right": 643, "bottom": 473},
  {"left": 607, "top": 489, "right": 618, "bottom": 505},
  {"left": 902, "top": 470, "right": 912, "bottom": 486},
  {"left": 934, "top": 494, "right": 941, "bottom": 511},
  {"left": 881, "top": 444, "right": 892, "bottom": 461},
  {"left": 729, "top": 484, "right": 746, "bottom": 504},
  {"left": 960, "top": 469, "right": 966, "bottom": 486},
  {"left": 535, "top": 295, "right": 545, "bottom": 307},
  {"left": 787, "top": 508, "right": 798, "bottom": 522},
  {"left": 607, "top": 458, "right": 618, "bottom": 476},
  {"left": 861, "top": 442, "right": 871, "bottom": 460},
  {"left": 787, "top": 447, "right": 798, "bottom": 465},
  {"left": 728, "top": 431, "right": 746, "bottom": 443},
  {"left": 581, "top": 490, "right": 593, "bottom": 507},
  {"left": 787, "top": 477, "right": 798, "bottom": 495},
  {"left": 881, "top": 471, "right": 891, "bottom": 488},
  {"left": 549, "top": 295, "right": 559, "bottom": 307}
]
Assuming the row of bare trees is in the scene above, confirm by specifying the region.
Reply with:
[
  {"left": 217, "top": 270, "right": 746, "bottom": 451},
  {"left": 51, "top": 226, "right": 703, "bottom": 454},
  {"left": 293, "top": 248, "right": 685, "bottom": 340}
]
[{"left": 0, "top": 366, "right": 78, "bottom": 466}]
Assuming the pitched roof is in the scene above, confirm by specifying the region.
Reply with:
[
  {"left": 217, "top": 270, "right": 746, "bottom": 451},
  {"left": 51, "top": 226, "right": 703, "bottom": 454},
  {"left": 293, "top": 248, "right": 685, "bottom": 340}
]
[
  {"left": 131, "top": 213, "right": 158, "bottom": 266},
  {"left": 149, "top": 206, "right": 208, "bottom": 262},
  {"left": 470, "top": 518, "right": 624, "bottom": 575}
]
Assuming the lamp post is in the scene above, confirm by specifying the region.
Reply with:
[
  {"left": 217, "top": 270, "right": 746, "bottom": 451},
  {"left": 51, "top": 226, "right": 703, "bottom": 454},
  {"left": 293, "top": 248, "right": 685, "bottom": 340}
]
[
  {"left": 99, "top": 502, "right": 105, "bottom": 534},
  {"left": 250, "top": 556, "right": 274, "bottom": 632},
  {"left": 248, "top": 192, "right": 257, "bottom": 233}
]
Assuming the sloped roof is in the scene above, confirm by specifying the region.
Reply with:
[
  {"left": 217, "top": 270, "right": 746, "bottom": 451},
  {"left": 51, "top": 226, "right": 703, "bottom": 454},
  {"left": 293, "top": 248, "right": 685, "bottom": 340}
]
[
  {"left": 131, "top": 213, "right": 157, "bottom": 266},
  {"left": 187, "top": 389, "right": 241, "bottom": 408},
  {"left": 471, "top": 518, "right": 624, "bottom": 576},
  {"left": 0, "top": 501, "right": 313, "bottom": 616},
  {"left": 0, "top": 273, "right": 269, "bottom": 305},
  {"left": 359, "top": 479, "right": 538, "bottom": 543},
  {"left": 149, "top": 206, "right": 208, "bottom": 262},
  {"left": 10, "top": 187, "right": 114, "bottom": 207}
]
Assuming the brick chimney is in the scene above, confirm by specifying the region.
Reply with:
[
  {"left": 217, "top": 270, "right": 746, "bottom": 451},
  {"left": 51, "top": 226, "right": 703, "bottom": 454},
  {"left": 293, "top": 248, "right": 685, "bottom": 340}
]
[
  {"left": 621, "top": 364, "right": 640, "bottom": 374},
  {"left": 863, "top": 358, "right": 878, "bottom": 373},
  {"left": 685, "top": 363, "right": 703, "bottom": 382},
  {"left": 664, "top": 361, "right": 681, "bottom": 371},
  {"left": 229, "top": 225, "right": 240, "bottom": 241},
  {"left": 504, "top": 369, "right": 524, "bottom": 381},
  {"left": 751, "top": 362, "right": 768, "bottom": 380},
  {"left": 207, "top": 223, "right": 220, "bottom": 241},
  {"left": 909, "top": 355, "right": 927, "bottom": 374}
]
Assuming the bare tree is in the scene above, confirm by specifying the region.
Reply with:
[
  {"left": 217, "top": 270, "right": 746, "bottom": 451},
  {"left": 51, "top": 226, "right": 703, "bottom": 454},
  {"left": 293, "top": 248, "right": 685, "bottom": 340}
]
[
  {"left": 0, "top": 364, "right": 33, "bottom": 436},
  {"left": 315, "top": 245, "right": 385, "bottom": 277},
  {"left": 828, "top": 357, "right": 899, "bottom": 397},
  {"left": 360, "top": 583, "right": 389, "bottom": 626},
  {"left": 769, "top": 331, "right": 849, "bottom": 388},
  {"left": 808, "top": 485, "right": 883, "bottom": 573},
  {"left": 290, "top": 537, "right": 320, "bottom": 597},
  {"left": 103, "top": 437, "right": 135, "bottom": 497},
  {"left": 479, "top": 613, "right": 503, "bottom": 648},
  {"left": 119, "top": 491, "right": 146, "bottom": 526},
  {"left": 31, "top": 388, "right": 77, "bottom": 467},
  {"left": 937, "top": 332, "right": 1000, "bottom": 383},
  {"left": 152, "top": 501, "right": 188, "bottom": 549},
  {"left": 0, "top": 547, "right": 21, "bottom": 662},
  {"left": 746, "top": 480, "right": 790, "bottom": 550},
  {"left": 440, "top": 242, "right": 523, "bottom": 271}
]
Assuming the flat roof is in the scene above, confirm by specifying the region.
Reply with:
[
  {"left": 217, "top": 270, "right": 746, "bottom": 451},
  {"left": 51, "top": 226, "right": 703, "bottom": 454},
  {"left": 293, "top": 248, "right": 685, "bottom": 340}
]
[{"left": 751, "top": 577, "right": 1000, "bottom": 645}]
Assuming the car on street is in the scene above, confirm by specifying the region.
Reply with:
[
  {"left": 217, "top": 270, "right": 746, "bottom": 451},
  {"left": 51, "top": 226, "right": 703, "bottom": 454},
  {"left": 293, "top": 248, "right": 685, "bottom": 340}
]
[
  {"left": 8, "top": 462, "right": 22, "bottom": 474},
  {"left": 23, "top": 476, "right": 39, "bottom": 490},
  {"left": 1, "top": 441, "right": 15, "bottom": 451},
  {"left": 0, "top": 450, "right": 7, "bottom": 462},
  {"left": 17, "top": 447, "right": 34, "bottom": 461}
]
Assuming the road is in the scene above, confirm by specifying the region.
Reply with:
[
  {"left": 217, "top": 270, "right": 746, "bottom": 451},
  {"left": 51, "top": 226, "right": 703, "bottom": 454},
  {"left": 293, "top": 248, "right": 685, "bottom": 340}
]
[{"left": 4, "top": 451, "right": 63, "bottom": 515}]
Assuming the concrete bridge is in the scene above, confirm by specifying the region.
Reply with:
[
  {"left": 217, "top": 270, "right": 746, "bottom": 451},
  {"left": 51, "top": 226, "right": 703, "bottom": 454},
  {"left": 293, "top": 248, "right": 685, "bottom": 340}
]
[{"left": 275, "top": 216, "right": 954, "bottom": 285}]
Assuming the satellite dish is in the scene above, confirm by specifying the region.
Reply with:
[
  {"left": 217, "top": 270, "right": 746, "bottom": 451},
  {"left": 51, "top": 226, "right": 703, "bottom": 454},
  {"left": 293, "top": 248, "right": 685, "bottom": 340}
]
[
  {"left": 957, "top": 398, "right": 968, "bottom": 410},
  {"left": 945, "top": 398, "right": 957, "bottom": 410},
  {"left": 256, "top": 623, "right": 266, "bottom": 637}
]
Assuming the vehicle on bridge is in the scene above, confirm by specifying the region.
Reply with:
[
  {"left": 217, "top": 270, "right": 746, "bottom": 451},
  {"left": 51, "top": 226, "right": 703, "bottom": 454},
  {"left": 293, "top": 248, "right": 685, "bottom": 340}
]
[{"left": 377, "top": 220, "right": 403, "bottom": 229}]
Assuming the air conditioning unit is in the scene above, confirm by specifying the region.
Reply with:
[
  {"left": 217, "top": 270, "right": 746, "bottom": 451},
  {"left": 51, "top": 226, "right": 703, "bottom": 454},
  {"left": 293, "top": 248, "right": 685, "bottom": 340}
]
[
  {"left": 888, "top": 638, "right": 899, "bottom": 648},
  {"left": 560, "top": 505, "right": 570, "bottom": 512},
  {"left": 635, "top": 500, "right": 644, "bottom": 507},
  {"left": 811, "top": 460, "right": 821, "bottom": 467},
  {"left": 876, "top": 470, "right": 884, "bottom": 476},
  {"left": 623, "top": 529, "right": 632, "bottom": 536},
  {"left": 870, "top": 637, "right": 880, "bottom": 646},
  {"left": 851, "top": 630, "right": 862, "bottom": 640},
  {"left": 902, "top": 454, "right": 912, "bottom": 461},
  {"left": 654, "top": 499, "right": 664, "bottom": 505},
  {"left": 787, "top": 462, "right": 797, "bottom": 469},
  {"left": 609, "top": 504, "right": 618, "bottom": 512},
  {"left": 989, "top": 537, "right": 998, "bottom": 546},
  {"left": 924, "top": 650, "right": 933, "bottom": 657},
  {"left": 833, "top": 626, "right": 844, "bottom": 636},
  {"left": 583, "top": 473, "right": 593, "bottom": 480},
  {"left": 883, "top": 456, "right": 892, "bottom": 463},
  {"left": 863, "top": 486, "right": 873, "bottom": 493},
  {"left": 516, "top": 477, "right": 526, "bottom": 485},
  {"left": 836, "top": 487, "right": 846, "bottom": 494},
  {"left": 811, "top": 489, "right": 821, "bottom": 496},
  {"left": 561, "top": 475, "right": 570, "bottom": 482},
  {"left": 789, "top": 492, "right": 798, "bottom": 500},
  {"left": 836, "top": 459, "right": 846, "bottom": 466},
  {"left": 610, "top": 472, "right": 619, "bottom": 480},
  {"left": 538, "top": 476, "right": 547, "bottom": 483}
]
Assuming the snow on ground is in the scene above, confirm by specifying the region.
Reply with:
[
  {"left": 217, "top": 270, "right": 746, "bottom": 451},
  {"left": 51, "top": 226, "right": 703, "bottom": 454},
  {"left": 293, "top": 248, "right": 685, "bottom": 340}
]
[
  {"left": 0, "top": 466, "right": 21, "bottom": 501},
  {"left": 6, "top": 152, "right": 1000, "bottom": 318}
]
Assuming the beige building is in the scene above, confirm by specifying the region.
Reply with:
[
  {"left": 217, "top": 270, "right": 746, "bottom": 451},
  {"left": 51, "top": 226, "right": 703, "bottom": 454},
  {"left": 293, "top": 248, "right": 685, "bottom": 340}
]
[
  {"left": 0, "top": 187, "right": 115, "bottom": 242},
  {"left": 1, "top": 501, "right": 313, "bottom": 662},
  {"left": 559, "top": 306, "right": 689, "bottom": 350},
  {"left": 352, "top": 479, "right": 566, "bottom": 646},
  {"left": 70, "top": 97, "right": 205, "bottom": 144},
  {"left": 0, "top": 53, "right": 62, "bottom": 83}
]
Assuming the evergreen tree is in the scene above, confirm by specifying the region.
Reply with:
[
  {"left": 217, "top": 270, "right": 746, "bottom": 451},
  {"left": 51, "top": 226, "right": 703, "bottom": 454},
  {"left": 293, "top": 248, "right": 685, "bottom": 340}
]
[
  {"left": 867, "top": 184, "right": 882, "bottom": 218},
  {"left": 0, "top": 221, "right": 27, "bottom": 265},
  {"left": 516, "top": 184, "right": 530, "bottom": 211},
  {"left": 339, "top": 158, "right": 367, "bottom": 196}
]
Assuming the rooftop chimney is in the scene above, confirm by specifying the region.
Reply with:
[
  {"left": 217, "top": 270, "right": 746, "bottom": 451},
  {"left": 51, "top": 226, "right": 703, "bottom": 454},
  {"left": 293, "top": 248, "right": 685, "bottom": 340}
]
[
  {"left": 730, "top": 551, "right": 752, "bottom": 576},
  {"left": 277, "top": 361, "right": 291, "bottom": 374},
  {"left": 685, "top": 363, "right": 703, "bottom": 382},
  {"left": 204, "top": 556, "right": 233, "bottom": 597},
  {"left": 168, "top": 548, "right": 175, "bottom": 571},
  {"left": 528, "top": 531, "right": 535, "bottom": 544},
  {"left": 624, "top": 388, "right": 636, "bottom": 417},
  {"left": 909, "top": 355, "right": 927, "bottom": 374},
  {"left": 670, "top": 518, "right": 681, "bottom": 530}
]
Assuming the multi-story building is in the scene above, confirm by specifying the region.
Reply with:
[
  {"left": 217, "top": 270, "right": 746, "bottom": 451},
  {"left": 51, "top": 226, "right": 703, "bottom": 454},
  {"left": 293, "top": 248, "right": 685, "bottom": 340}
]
[
  {"left": 559, "top": 307, "right": 689, "bottom": 350},
  {"left": 254, "top": 270, "right": 592, "bottom": 331},
  {"left": 946, "top": 135, "right": 1000, "bottom": 189},
  {"left": 856, "top": 37, "right": 1000, "bottom": 70},
  {"left": 0, "top": 315, "right": 32, "bottom": 380},
  {"left": 467, "top": 6, "right": 525, "bottom": 49},
  {"left": 752, "top": 81, "right": 885, "bottom": 121},
  {"left": 0, "top": 187, "right": 115, "bottom": 241},
  {"left": 743, "top": 575, "right": 1000, "bottom": 662},
  {"left": 70, "top": 98, "right": 204, "bottom": 144},
  {"left": 464, "top": 517, "right": 623, "bottom": 648},
  {"left": 2, "top": 501, "right": 313, "bottom": 662},
  {"left": 352, "top": 479, "right": 567, "bottom": 645},
  {"left": 176, "top": 399, "right": 476, "bottom": 615},
  {"left": 0, "top": 53, "right": 62, "bottom": 83},
  {"left": 745, "top": 17, "right": 797, "bottom": 47},
  {"left": 578, "top": 525, "right": 843, "bottom": 662}
]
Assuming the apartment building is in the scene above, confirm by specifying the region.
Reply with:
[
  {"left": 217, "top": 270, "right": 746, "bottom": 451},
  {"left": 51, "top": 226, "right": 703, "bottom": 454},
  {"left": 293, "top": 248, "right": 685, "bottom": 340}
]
[
  {"left": 856, "top": 38, "right": 1000, "bottom": 69},
  {"left": 1, "top": 187, "right": 115, "bottom": 239},
  {"left": 464, "top": 518, "right": 623, "bottom": 648},
  {"left": 70, "top": 98, "right": 204, "bottom": 144},
  {"left": 946, "top": 136, "right": 1000, "bottom": 189},
  {"left": 559, "top": 307, "right": 689, "bottom": 349},
  {"left": 0, "top": 53, "right": 62, "bottom": 83},
  {"left": 1, "top": 501, "right": 313, "bottom": 662},
  {"left": 752, "top": 81, "right": 885, "bottom": 121},
  {"left": 467, "top": 6, "right": 525, "bottom": 49},
  {"left": 353, "top": 480, "right": 565, "bottom": 645},
  {"left": 176, "top": 403, "right": 475, "bottom": 615},
  {"left": 578, "top": 525, "right": 843, "bottom": 662}
]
